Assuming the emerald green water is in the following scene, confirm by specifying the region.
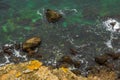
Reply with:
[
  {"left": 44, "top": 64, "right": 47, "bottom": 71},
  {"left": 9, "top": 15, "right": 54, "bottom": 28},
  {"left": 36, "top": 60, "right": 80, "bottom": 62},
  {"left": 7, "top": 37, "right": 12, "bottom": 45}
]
[
  {"left": 0, "top": 0, "right": 120, "bottom": 75},
  {"left": 0, "top": 0, "right": 120, "bottom": 43}
]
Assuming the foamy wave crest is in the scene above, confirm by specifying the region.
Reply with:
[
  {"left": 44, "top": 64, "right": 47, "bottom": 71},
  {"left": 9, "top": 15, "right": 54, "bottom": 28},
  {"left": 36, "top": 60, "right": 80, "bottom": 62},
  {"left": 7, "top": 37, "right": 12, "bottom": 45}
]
[
  {"left": 103, "top": 18, "right": 120, "bottom": 32},
  {"left": 103, "top": 18, "right": 120, "bottom": 49}
]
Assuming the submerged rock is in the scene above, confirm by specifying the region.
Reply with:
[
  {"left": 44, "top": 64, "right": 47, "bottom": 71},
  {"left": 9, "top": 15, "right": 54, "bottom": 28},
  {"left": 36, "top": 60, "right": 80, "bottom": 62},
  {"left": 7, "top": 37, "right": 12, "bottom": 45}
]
[
  {"left": 106, "top": 52, "right": 120, "bottom": 60},
  {"left": 73, "top": 61, "right": 81, "bottom": 68},
  {"left": 59, "top": 56, "right": 73, "bottom": 64},
  {"left": 87, "top": 67, "right": 116, "bottom": 80},
  {"left": 70, "top": 48, "right": 78, "bottom": 55},
  {"left": 104, "top": 62, "right": 114, "bottom": 70},
  {"left": 2, "top": 44, "right": 14, "bottom": 55},
  {"left": 45, "top": 9, "right": 62, "bottom": 23},
  {"left": 22, "top": 37, "right": 41, "bottom": 55},
  {"left": 95, "top": 54, "right": 110, "bottom": 65},
  {"left": 110, "top": 22, "right": 116, "bottom": 27},
  {"left": 71, "top": 69, "right": 81, "bottom": 76}
]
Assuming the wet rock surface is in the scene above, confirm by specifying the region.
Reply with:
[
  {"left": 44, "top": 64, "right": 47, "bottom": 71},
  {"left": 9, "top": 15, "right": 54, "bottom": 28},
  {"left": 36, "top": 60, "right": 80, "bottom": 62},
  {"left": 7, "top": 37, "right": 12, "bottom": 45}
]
[
  {"left": 70, "top": 48, "right": 78, "bottom": 55},
  {"left": 94, "top": 52, "right": 120, "bottom": 77},
  {"left": 22, "top": 37, "right": 41, "bottom": 55},
  {"left": 95, "top": 54, "right": 110, "bottom": 65},
  {"left": 45, "top": 9, "right": 62, "bottom": 23},
  {"left": 106, "top": 52, "right": 120, "bottom": 60}
]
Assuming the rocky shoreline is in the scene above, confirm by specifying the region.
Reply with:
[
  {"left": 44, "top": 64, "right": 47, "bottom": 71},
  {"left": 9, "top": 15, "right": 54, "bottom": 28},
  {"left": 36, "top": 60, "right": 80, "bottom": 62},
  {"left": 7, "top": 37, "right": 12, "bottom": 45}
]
[
  {"left": 0, "top": 8, "right": 120, "bottom": 80},
  {"left": 0, "top": 60, "right": 117, "bottom": 80},
  {"left": 0, "top": 34, "right": 120, "bottom": 80}
]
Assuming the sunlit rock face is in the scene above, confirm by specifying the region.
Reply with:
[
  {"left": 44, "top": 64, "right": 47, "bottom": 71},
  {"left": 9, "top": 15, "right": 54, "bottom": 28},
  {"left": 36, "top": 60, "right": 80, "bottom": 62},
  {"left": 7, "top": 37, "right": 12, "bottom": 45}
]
[{"left": 0, "top": 60, "right": 117, "bottom": 80}]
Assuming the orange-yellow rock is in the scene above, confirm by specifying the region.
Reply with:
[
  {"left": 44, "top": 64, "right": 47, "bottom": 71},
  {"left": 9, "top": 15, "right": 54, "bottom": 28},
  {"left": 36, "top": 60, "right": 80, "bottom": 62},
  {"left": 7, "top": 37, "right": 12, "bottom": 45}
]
[{"left": 27, "top": 60, "right": 42, "bottom": 71}]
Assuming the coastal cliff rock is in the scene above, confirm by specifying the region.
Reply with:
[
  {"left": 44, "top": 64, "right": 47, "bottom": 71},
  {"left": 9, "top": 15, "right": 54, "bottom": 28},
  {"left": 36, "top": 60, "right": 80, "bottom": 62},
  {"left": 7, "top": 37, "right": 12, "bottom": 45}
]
[{"left": 0, "top": 60, "right": 116, "bottom": 80}]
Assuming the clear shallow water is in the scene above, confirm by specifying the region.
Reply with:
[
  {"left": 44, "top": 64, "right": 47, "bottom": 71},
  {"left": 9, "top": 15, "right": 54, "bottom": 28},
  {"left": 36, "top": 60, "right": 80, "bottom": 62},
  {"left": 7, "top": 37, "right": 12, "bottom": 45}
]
[{"left": 0, "top": 0, "right": 120, "bottom": 75}]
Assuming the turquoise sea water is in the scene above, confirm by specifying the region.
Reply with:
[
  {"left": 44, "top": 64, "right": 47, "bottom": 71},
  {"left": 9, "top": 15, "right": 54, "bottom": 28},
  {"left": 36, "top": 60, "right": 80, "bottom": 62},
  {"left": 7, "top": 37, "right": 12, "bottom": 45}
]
[{"left": 0, "top": 0, "right": 120, "bottom": 75}]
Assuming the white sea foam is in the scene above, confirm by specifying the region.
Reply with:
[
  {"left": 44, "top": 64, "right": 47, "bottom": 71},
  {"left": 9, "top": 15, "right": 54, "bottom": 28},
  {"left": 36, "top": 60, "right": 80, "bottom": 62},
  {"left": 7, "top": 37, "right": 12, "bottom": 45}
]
[
  {"left": 4, "top": 44, "right": 13, "bottom": 47},
  {"left": 0, "top": 55, "right": 10, "bottom": 66},
  {"left": 13, "top": 49, "right": 22, "bottom": 57},
  {"left": 4, "top": 55, "right": 10, "bottom": 63},
  {"left": 103, "top": 18, "right": 120, "bottom": 48},
  {"left": 105, "top": 40, "right": 113, "bottom": 48},
  {"left": 37, "top": 10, "right": 42, "bottom": 16},
  {"left": 13, "top": 49, "right": 28, "bottom": 61},
  {"left": 103, "top": 18, "right": 120, "bottom": 32}
]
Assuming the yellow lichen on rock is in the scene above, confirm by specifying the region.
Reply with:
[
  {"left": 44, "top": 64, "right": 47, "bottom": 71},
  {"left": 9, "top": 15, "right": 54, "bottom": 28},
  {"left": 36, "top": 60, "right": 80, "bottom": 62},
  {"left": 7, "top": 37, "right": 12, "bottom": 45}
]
[
  {"left": 26, "top": 60, "right": 42, "bottom": 71},
  {"left": 16, "top": 72, "right": 22, "bottom": 78},
  {"left": 0, "top": 60, "right": 117, "bottom": 80},
  {"left": 60, "top": 67, "right": 68, "bottom": 73}
]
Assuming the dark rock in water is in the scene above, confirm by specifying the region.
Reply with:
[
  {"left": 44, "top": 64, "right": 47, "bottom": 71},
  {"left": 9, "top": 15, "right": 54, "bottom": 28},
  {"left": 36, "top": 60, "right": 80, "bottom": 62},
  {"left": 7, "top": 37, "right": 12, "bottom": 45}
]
[
  {"left": 2, "top": 44, "right": 14, "bottom": 55},
  {"left": 14, "top": 43, "right": 21, "bottom": 50},
  {"left": 71, "top": 69, "right": 81, "bottom": 75},
  {"left": 106, "top": 52, "right": 120, "bottom": 60},
  {"left": 86, "top": 66, "right": 100, "bottom": 75},
  {"left": 70, "top": 48, "right": 78, "bottom": 55},
  {"left": 12, "top": 57, "right": 20, "bottom": 64},
  {"left": 73, "top": 61, "right": 81, "bottom": 68},
  {"left": 95, "top": 54, "right": 110, "bottom": 65},
  {"left": 45, "top": 9, "right": 62, "bottom": 23},
  {"left": 104, "top": 62, "right": 114, "bottom": 70},
  {"left": 59, "top": 56, "right": 73, "bottom": 64},
  {"left": 3, "top": 49, "right": 12, "bottom": 55},
  {"left": 22, "top": 37, "right": 41, "bottom": 55},
  {"left": 110, "top": 22, "right": 116, "bottom": 27},
  {"left": 59, "top": 63, "right": 70, "bottom": 68}
]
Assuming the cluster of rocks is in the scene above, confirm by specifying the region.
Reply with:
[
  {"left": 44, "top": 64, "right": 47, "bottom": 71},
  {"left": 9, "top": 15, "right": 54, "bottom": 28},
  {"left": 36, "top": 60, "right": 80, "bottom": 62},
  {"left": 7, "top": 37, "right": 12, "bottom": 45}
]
[
  {"left": 95, "top": 52, "right": 120, "bottom": 68},
  {"left": 1, "top": 37, "right": 41, "bottom": 57}
]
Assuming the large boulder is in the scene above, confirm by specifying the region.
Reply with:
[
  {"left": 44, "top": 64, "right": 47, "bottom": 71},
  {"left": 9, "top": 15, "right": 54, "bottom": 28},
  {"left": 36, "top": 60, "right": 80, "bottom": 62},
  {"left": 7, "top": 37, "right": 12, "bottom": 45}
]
[{"left": 22, "top": 37, "right": 41, "bottom": 55}]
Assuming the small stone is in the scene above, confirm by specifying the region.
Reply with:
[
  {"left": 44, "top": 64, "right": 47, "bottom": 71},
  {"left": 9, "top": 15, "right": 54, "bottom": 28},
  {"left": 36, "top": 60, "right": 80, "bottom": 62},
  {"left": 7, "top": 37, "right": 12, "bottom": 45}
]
[
  {"left": 104, "top": 62, "right": 114, "bottom": 70},
  {"left": 59, "top": 63, "right": 70, "bottom": 68},
  {"left": 73, "top": 61, "right": 81, "bottom": 68},
  {"left": 45, "top": 9, "right": 62, "bottom": 23},
  {"left": 14, "top": 43, "right": 21, "bottom": 50},
  {"left": 110, "top": 22, "right": 116, "bottom": 27},
  {"left": 95, "top": 54, "right": 110, "bottom": 65},
  {"left": 2, "top": 45, "right": 13, "bottom": 55},
  {"left": 70, "top": 48, "right": 78, "bottom": 55},
  {"left": 60, "top": 56, "right": 73, "bottom": 64},
  {"left": 106, "top": 53, "right": 120, "bottom": 60},
  {"left": 71, "top": 69, "right": 81, "bottom": 75}
]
